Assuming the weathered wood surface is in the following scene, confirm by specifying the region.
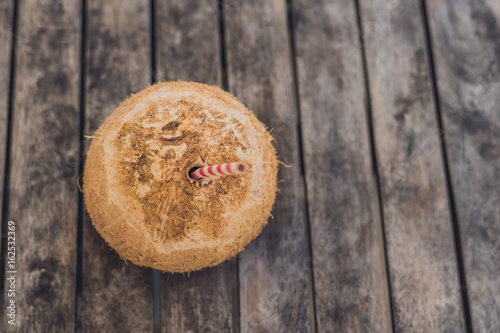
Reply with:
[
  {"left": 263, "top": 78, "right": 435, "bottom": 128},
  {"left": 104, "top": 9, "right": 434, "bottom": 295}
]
[
  {"left": 155, "top": 1, "right": 232, "bottom": 332},
  {"left": 425, "top": 0, "right": 500, "bottom": 331},
  {"left": 4, "top": 0, "right": 80, "bottom": 331},
  {"left": 290, "top": 0, "right": 392, "bottom": 331},
  {"left": 359, "top": 0, "right": 466, "bottom": 331},
  {"left": 3, "top": 0, "right": 500, "bottom": 331},
  {"left": 224, "top": 0, "right": 312, "bottom": 331},
  {"left": 82, "top": 1, "right": 153, "bottom": 332},
  {"left": 0, "top": 0, "right": 13, "bottom": 230}
]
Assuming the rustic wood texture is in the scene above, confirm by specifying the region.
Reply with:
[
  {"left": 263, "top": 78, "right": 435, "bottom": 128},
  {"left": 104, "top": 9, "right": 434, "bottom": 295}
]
[
  {"left": 2, "top": 0, "right": 500, "bottom": 331},
  {"left": 425, "top": 0, "right": 500, "bottom": 331},
  {"left": 224, "top": 1, "right": 311, "bottom": 331},
  {"left": 359, "top": 0, "right": 466, "bottom": 331},
  {"left": 0, "top": 0, "right": 13, "bottom": 229},
  {"left": 156, "top": 0, "right": 220, "bottom": 83},
  {"left": 155, "top": 1, "right": 232, "bottom": 332},
  {"left": 82, "top": 1, "right": 153, "bottom": 332},
  {"left": 3, "top": 0, "right": 80, "bottom": 331},
  {"left": 290, "top": 0, "right": 392, "bottom": 331}
]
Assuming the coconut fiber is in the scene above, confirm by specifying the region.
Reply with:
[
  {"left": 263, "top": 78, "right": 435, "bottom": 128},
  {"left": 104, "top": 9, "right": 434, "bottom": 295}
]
[{"left": 83, "top": 81, "right": 278, "bottom": 272}]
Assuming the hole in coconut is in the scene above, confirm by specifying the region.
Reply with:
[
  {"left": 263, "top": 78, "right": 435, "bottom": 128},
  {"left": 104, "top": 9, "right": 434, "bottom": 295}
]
[
  {"left": 237, "top": 163, "right": 247, "bottom": 173},
  {"left": 188, "top": 166, "right": 203, "bottom": 180}
]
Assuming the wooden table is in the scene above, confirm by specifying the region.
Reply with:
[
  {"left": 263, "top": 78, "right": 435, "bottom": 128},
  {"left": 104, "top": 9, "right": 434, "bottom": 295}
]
[{"left": 0, "top": 0, "right": 498, "bottom": 332}]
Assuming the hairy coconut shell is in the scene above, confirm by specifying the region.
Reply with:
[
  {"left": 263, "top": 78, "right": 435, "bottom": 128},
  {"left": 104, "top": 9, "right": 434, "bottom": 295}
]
[{"left": 83, "top": 81, "right": 278, "bottom": 272}]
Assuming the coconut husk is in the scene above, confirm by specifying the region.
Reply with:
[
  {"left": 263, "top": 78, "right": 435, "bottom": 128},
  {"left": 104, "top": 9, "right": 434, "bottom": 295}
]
[{"left": 83, "top": 81, "right": 278, "bottom": 272}]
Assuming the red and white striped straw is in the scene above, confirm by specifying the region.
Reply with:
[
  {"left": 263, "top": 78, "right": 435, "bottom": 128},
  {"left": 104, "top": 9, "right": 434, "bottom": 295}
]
[{"left": 190, "top": 161, "right": 248, "bottom": 180}]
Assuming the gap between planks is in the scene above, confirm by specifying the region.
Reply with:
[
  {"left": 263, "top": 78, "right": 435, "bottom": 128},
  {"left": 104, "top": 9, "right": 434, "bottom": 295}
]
[
  {"left": 75, "top": 0, "right": 88, "bottom": 331},
  {"left": 0, "top": 0, "right": 19, "bottom": 325},
  {"left": 419, "top": 0, "right": 473, "bottom": 331},
  {"left": 352, "top": 0, "right": 396, "bottom": 331},
  {"left": 285, "top": 0, "right": 318, "bottom": 331}
]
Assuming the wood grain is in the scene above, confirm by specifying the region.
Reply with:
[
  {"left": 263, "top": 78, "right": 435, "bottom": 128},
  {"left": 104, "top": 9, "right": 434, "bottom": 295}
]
[
  {"left": 0, "top": 0, "right": 13, "bottom": 247},
  {"left": 3, "top": 0, "right": 80, "bottom": 331},
  {"left": 359, "top": 0, "right": 466, "bottom": 331},
  {"left": 425, "top": 0, "right": 500, "bottom": 331},
  {"left": 224, "top": 1, "right": 311, "bottom": 331},
  {"left": 82, "top": 1, "right": 153, "bottom": 332},
  {"left": 155, "top": 1, "right": 232, "bottom": 332},
  {"left": 290, "top": 0, "right": 392, "bottom": 331},
  {"left": 156, "top": 0, "right": 220, "bottom": 83}
]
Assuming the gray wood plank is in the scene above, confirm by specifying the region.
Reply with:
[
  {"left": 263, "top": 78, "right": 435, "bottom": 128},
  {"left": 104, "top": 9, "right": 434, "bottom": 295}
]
[
  {"left": 156, "top": 0, "right": 221, "bottom": 83},
  {"left": 290, "top": 0, "right": 393, "bottom": 331},
  {"left": 0, "top": 0, "right": 13, "bottom": 243},
  {"left": 3, "top": 0, "right": 80, "bottom": 331},
  {"left": 359, "top": 0, "right": 466, "bottom": 331},
  {"left": 224, "top": 1, "right": 311, "bottom": 331},
  {"left": 425, "top": 0, "right": 500, "bottom": 331},
  {"left": 82, "top": 1, "right": 153, "bottom": 332},
  {"left": 155, "top": 1, "right": 232, "bottom": 332}
]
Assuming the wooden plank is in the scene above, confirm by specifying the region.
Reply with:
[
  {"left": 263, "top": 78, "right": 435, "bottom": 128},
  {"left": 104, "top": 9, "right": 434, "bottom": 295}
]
[
  {"left": 0, "top": 0, "right": 13, "bottom": 238},
  {"left": 155, "top": 1, "right": 232, "bottom": 332},
  {"left": 425, "top": 0, "right": 500, "bottom": 331},
  {"left": 290, "top": 0, "right": 393, "bottom": 331},
  {"left": 224, "top": 1, "right": 312, "bottom": 331},
  {"left": 359, "top": 0, "right": 466, "bottom": 331},
  {"left": 156, "top": 0, "right": 220, "bottom": 83},
  {"left": 3, "top": 0, "right": 80, "bottom": 331},
  {"left": 82, "top": 1, "right": 153, "bottom": 332}
]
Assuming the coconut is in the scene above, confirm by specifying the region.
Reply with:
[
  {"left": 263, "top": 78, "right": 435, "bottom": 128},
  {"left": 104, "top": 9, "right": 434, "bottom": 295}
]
[{"left": 83, "top": 81, "right": 278, "bottom": 272}]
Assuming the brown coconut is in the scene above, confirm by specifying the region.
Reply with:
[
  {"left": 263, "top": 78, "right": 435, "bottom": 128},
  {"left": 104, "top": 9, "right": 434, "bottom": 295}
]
[{"left": 83, "top": 81, "right": 278, "bottom": 273}]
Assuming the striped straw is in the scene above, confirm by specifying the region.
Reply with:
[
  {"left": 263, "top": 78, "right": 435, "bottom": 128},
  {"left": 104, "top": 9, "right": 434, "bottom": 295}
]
[{"left": 190, "top": 162, "right": 248, "bottom": 180}]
